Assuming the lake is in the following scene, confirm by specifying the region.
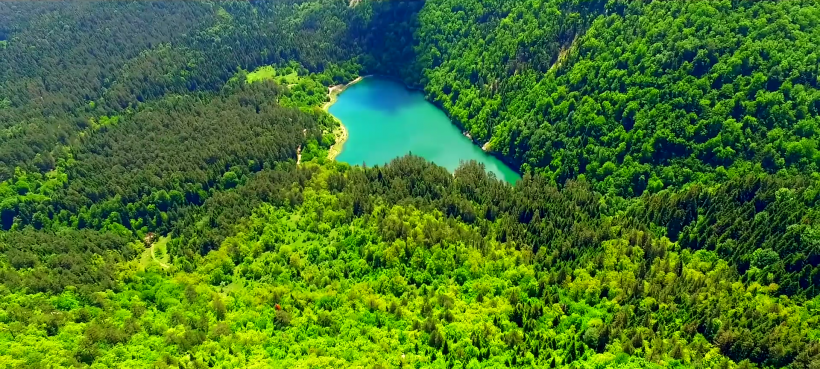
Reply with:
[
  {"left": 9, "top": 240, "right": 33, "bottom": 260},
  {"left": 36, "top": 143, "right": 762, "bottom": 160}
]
[{"left": 330, "top": 77, "right": 521, "bottom": 184}]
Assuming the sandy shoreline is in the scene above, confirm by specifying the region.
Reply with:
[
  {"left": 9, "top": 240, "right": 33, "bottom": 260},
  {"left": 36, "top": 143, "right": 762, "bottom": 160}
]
[{"left": 325, "top": 76, "right": 367, "bottom": 160}]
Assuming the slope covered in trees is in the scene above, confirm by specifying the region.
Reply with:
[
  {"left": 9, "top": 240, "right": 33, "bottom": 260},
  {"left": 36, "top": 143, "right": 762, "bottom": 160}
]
[
  {"left": 408, "top": 0, "right": 820, "bottom": 196},
  {"left": 3, "top": 159, "right": 820, "bottom": 368},
  {"left": 1, "top": 1, "right": 820, "bottom": 368},
  {"left": 0, "top": 1, "right": 359, "bottom": 181}
]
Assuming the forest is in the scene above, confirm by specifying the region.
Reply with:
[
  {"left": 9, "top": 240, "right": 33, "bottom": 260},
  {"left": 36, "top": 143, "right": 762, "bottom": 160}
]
[{"left": 1, "top": 0, "right": 819, "bottom": 368}]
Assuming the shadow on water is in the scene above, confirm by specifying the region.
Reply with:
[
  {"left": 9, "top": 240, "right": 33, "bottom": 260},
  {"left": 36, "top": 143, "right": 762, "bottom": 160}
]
[
  {"left": 341, "top": 0, "right": 426, "bottom": 114},
  {"left": 340, "top": 1, "right": 525, "bottom": 182},
  {"left": 348, "top": 78, "right": 419, "bottom": 114}
]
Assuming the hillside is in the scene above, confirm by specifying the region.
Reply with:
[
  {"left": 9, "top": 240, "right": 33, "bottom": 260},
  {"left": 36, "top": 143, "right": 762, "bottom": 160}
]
[{"left": 0, "top": 1, "right": 819, "bottom": 368}]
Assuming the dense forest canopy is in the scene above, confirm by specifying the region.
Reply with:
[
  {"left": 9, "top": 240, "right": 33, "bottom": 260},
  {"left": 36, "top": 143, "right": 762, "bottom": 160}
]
[
  {"left": 411, "top": 0, "right": 820, "bottom": 196},
  {"left": 1, "top": 0, "right": 820, "bottom": 368}
]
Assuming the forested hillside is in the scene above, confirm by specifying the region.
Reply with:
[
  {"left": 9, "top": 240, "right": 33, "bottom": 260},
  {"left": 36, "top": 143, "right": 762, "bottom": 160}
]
[
  {"left": 0, "top": 1, "right": 359, "bottom": 181},
  {"left": 1, "top": 1, "right": 820, "bottom": 368},
  {"left": 410, "top": 0, "right": 820, "bottom": 196}
]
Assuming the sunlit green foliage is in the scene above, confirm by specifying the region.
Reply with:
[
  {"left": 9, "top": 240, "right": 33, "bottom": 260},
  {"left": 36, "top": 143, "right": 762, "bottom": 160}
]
[
  {"left": 3, "top": 161, "right": 820, "bottom": 367},
  {"left": 409, "top": 0, "right": 820, "bottom": 196},
  {"left": 2, "top": 1, "right": 820, "bottom": 368},
  {"left": 246, "top": 65, "right": 281, "bottom": 84}
]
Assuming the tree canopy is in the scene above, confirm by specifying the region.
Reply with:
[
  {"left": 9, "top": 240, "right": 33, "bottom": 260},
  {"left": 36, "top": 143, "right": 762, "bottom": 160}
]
[{"left": 1, "top": 1, "right": 820, "bottom": 368}]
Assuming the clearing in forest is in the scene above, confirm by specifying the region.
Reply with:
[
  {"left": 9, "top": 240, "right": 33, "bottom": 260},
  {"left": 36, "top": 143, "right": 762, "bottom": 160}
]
[
  {"left": 246, "top": 65, "right": 300, "bottom": 85},
  {"left": 138, "top": 235, "right": 171, "bottom": 270}
]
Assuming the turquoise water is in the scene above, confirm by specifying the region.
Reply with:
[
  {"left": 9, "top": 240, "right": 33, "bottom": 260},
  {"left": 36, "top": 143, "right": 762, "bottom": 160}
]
[{"left": 331, "top": 77, "right": 521, "bottom": 184}]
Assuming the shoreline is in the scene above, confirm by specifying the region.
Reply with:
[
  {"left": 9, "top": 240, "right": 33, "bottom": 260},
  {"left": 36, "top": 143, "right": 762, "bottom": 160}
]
[
  {"left": 376, "top": 75, "right": 497, "bottom": 155},
  {"left": 422, "top": 88, "right": 521, "bottom": 175},
  {"left": 325, "top": 75, "right": 368, "bottom": 161},
  {"left": 322, "top": 75, "right": 520, "bottom": 177}
]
